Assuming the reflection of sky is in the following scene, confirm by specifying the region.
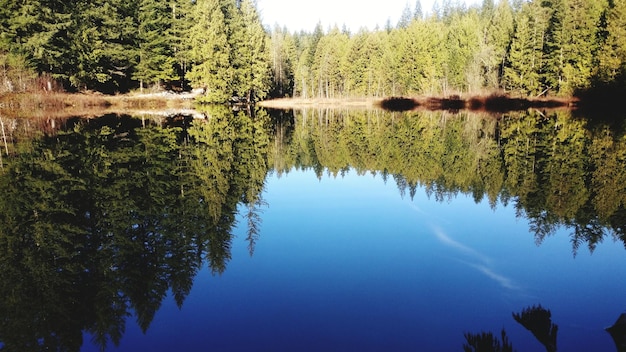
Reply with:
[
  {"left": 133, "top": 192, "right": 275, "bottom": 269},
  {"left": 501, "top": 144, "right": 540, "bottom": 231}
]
[{"left": 87, "top": 168, "right": 626, "bottom": 352}]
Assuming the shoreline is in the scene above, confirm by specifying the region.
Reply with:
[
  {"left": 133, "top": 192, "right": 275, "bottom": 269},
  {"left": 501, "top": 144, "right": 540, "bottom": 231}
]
[
  {"left": 259, "top": 94, "right": 577, "bottom": 113},
  {"left": 0, "top": 92, "right": 581, "bottom": 118}
]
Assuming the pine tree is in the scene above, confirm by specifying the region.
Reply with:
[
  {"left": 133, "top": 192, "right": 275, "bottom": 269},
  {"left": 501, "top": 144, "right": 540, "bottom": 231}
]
[
  {"left": 68, "top": 0, "right": 139, "bottom": 91},
  {"left": 171, "top": 0, "right": 194, "bottom": 90},
  {"left": 541, "top": 0, "right": 567, "bottom": 94},
  {"left": 269, "top": 25, "right": 296, "bottom": 97},
  {"left": 504, "top": 1, "right": 549, "bottom": 95},
  {"left": 230, "top": 0, "right": 271, "bottom": 102},
  {"left": 186, "top": 0, "right": 234, "bottom": 102},
  {"left": 7, "top": 0, "right": 73, "bottom": 83},
  {"left": 134, "top": 0, "right": 177, "bottom": 90},
  {"left": 414, "top": 0, "right": 424, "bottom": 20},
  {"left": 398, "top": 4, "right": 413, "bottom": 28},
  {"left": 478, "top": 0, "right": 514, "bottom": 89},
  {"left": 595, "top": 0, "right": 626, "bottom": 84}
]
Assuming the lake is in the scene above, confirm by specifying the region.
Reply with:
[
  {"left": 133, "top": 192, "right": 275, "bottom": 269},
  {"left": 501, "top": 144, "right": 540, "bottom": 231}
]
[{"left": 0, "top": 106, "right": 625, "bottom": 351}]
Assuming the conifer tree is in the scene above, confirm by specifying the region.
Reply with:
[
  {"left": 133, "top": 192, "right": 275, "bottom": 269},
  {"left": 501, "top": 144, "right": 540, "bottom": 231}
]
[
  {"left": 171, "top": 0, "right": 194, "bottom": 89},
  {"left": 503, "top": 1, "right": 548, "bottom": 94},
  {"left": 72, "top": 0, "right": 139, "bottom": 91},
  {"left": 187, "top": 0, "right": 234, "bottom": 102},
  {"left": 6, "top": 0, "right": 73, "bottom": 82},
  {"left": 398, "top": 4, "right": 413, "bottom": 28},
  {"left": 414, "top": 0, "right": 424, "bottom": 20},
  {"left": 134, "top": 0, "right": 177, "bottom": 90},
  {"left": 230, "top": 0, "right": 271, "bottom": 102},
  {"left": 595, "top": 0, "right": 626, "bottom": 84}
]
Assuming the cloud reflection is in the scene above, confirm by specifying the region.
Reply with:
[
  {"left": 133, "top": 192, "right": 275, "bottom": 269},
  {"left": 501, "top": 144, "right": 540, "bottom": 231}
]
[{"left": 432, "top": 226, "right": 519, "bottom": 291}]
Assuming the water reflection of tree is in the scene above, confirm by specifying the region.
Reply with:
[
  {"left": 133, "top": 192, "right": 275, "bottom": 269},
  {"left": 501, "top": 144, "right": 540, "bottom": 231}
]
[
  {"left": 512, "top": 305, "right": 558, "bottom": 352},
  {"left": 607, "top": 313, "right": 626, "bottom": 352},
  {"left": 465, "top": 305, "right": 558, "bottom": 352},
  {"left": 0, "top": 109, "right": 270, "bottom": 351},
  {"left": 269, "top": 108, "right": 626, "bottom": 254},
  {"left": 463, "top": 330, "right": 514, "bottom": 352}
]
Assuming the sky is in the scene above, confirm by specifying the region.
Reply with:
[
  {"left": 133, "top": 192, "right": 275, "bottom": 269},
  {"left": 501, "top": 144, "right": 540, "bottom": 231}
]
[{"left": 256, "top": 0, "right": 483, "bottom": 32}]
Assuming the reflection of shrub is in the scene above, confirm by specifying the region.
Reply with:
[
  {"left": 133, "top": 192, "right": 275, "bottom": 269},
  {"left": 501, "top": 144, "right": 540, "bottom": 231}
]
[
  {"left": 378, "top": 97, "right": 419, "bottom": 111},
  {"left": 463, "top": 330, "right": 515, "bottom": 352}
]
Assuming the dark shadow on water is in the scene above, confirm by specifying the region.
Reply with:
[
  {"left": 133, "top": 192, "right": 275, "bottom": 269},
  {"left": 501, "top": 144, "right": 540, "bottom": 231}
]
[
  {"left": 466, "top": 305, "right": 626, "bottom": 352},
  {"left": 463, "top": 330, "right": 515, "bottom": 352},
  {"left": 378, "top": 94, "right": 571, "bottom": 113},
  {"left": 607, "top": 313, "right": 626, "bottom": 352},
  {"left": 465, "top": 304, "right": 558, "bottom": 352},
  {"left": 512, "top": 305, "right": 558, "bottom": 352},
  {"left": 378, "top": 96, "right": 420, "bottom": 111},
  {"left": 574, "top": 81, "right": 626, "bottom": 125}
]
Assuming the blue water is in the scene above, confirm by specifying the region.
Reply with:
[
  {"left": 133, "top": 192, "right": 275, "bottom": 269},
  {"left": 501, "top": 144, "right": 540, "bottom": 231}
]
[{"left": 85, "top": 168, "right": 626, "bottom": 351}]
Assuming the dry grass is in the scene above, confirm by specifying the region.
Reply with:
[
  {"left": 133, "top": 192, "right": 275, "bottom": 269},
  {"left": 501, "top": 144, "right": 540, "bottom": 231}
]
[
  {"left": 0, "top": 92, "right": 196, "bottom": 119},
  {"left": 257, "top": 97, "right": 380, "bottom": 109}
]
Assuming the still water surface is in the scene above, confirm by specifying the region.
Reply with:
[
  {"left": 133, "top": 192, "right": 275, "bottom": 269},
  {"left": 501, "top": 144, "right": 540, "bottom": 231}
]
[
  {"left": 92, "top": 169, "right": 626, "bottom": 351},
  {"left": 1, "top": 107, "right": 625, "bottom": 351}
]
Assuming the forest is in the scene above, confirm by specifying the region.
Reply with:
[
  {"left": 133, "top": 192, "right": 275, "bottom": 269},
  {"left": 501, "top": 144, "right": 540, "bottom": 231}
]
[{"left": 1, "top": 0, "right": 626, "bottom": 103}]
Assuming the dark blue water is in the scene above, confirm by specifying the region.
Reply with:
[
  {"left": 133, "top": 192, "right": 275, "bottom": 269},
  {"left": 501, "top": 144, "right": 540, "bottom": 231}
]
[{"left": 83, "top": 168, "right": 626, "bottom": 351}]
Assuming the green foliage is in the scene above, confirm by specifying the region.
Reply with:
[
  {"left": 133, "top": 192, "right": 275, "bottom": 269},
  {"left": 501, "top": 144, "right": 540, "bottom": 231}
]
[
  {"left": 594, "top": 0, "right": 626, "bottom": 85},
  {"left": 0, "top": 112, "right": 272, "bottom": 350},
  {"left": 503, "top": 1, "right": 548, "bottom": 94},
  {"left": 134, "top": 0, "right": 177, "bottom": 89},
  {"left": 186, "top": 0, "right": 271, "bottom": 103},
  {"left": 186, "top": 0, "right": 234, "bottom": 102},
  {"left": 3, "top": 0, "right": 625, "bottom": 97}
]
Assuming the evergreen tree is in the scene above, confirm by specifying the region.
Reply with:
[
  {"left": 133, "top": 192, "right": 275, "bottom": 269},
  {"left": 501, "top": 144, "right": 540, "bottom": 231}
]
[
  {"left": 269, "top": 25, "right": 296, "bottom": 97},
  {"left": 230, "top": 0, "right": 271, "bottom": 102},
  {"left": 187, "top": 0, "right": 234, "bottom": 102},
  {"left": 171, "top": 0, "right": 194, "bottom": 90},
  {"left": 479, "top": 0, "right": 514, "bottom": 89},
  {"left": 504, "top": 1, "right": 549, "bottom": 95},
  {"left": 6, "top": 0, "right": 73, "bottom": 83},
  {"left": 541, "top": 0, "right": 567, "bottom": 94},
  {"left": 398, "top": 3, "right": 413, "bottom": 28},
  {"left": 595, "top": 0, "right": 626, "bottom": 85},
  {"left": 134, "top": 0, "right": 177, "bottom": 90},
  {"left": 414, "top": 0, "right": 424, "bottom": 20},
  {"left": 444, "top": 10, "right": 481, "bottom": 92}
]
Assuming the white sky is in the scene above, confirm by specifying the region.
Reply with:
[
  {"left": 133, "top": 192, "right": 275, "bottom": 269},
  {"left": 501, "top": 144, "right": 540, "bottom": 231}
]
[{"left": 256, "top": 0, "right": 483, "bottom": 32}]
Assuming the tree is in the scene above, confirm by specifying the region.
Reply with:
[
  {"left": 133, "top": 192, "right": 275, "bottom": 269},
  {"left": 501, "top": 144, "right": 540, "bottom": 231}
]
[
  {"left": 594, "top": 0, "right": 626, "bottom": 85},
  {"left": 186, "top": 0, "right": 234, "bottom": 103},
  {"left": 269, "top": 25, "right": 296, "bottom": 97},
  {"left": 398, "top": 3, "right": 413, "bottom": 28},
  {"left": 503, "top": 1, "right": 549, "bottom": 95},
  {"left": 5, "top": 0, "right": 73, "bottom": 83},
  {"left": 414, "top": 0, "right": 424, "bottom": 20},
  {"left": 444, "top": 10, "right": 481, "bottom": 92},
  {"left": 171, "top": 0, "right": 195, "bottom": 90},
  {"left": 230, "top": 0, "right": 271, "bottom": 102},
  {"left": 134, "top": 0, "right": 177, "bottom": 90}
]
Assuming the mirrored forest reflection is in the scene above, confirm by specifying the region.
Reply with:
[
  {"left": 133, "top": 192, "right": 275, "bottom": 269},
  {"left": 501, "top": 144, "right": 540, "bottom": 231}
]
[
  {"left": 270, "top": 107, "right": 626, "bottom": 255},
  {"left": 0, "top": 108, "right": 270, "bottom": 351},
  {"left": 1, "top": 106, "right": 626, "bottom": 350}
]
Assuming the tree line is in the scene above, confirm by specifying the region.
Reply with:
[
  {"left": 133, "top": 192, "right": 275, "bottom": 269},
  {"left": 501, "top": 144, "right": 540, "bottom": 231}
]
[
  {"left": 0, "top": 0, "right": 271, "bottom": 103},
  {"left": 1, "top": 0, "right": 625, "bottom": 102},
  {"left": 270, "top": 0, "right": 626, "bottom": 99}
]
